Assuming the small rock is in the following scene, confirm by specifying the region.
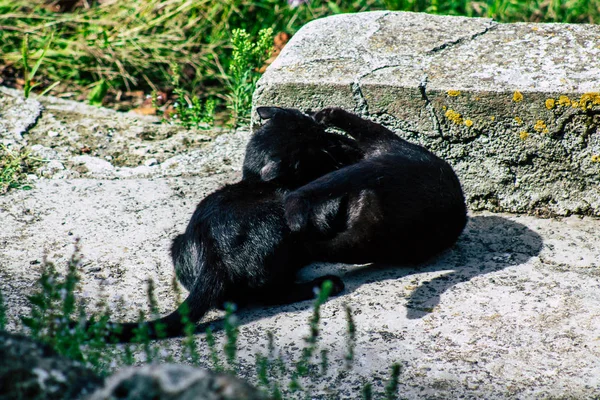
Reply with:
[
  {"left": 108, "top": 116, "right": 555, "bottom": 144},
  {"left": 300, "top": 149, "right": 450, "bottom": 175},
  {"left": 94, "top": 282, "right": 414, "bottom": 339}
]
[
  {"left": 0, "top": 331, "right": 103, "bottom": 400},
  {"left": 71, "top": 155, "right": 115, "bottom": 175},
  {"left": 89, "top": 364, "right": 268, "bottom": 400},
  {"left": 144, "top": 158, "right": 159, "bottom": 167},
  {"left": 30, "top": 144, "right": 59, "bottom": 160},
  {"left": 38, "top": 160, "right": 65, "bottom": 178}
]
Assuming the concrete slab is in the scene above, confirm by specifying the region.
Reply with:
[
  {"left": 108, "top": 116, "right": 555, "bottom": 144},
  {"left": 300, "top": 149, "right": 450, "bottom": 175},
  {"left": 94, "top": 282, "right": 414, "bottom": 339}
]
[
  {"left": 1, "top": 90, "right": 600, "bottom": 397},
  {"left": 254, "top": 12, "right": 600, "bottom": 217}
]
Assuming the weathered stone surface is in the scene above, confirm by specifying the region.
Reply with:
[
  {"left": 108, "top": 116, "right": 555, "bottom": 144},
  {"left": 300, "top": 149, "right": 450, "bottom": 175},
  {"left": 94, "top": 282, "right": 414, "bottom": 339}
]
[
  {"left": 0, "top": 88, "right": 42, "bottom": 142},
  {"left": 2, "top": 90, "right": 600, "bottom": 397},
  {"left": 0, "top": 331, "right": 103, "bottom": 400},
  {"left": 253, "top": 11, "right": 600, "bottom": 217},
  {"left": 90, "top": 364, "right": 268, "bottom": 400}
]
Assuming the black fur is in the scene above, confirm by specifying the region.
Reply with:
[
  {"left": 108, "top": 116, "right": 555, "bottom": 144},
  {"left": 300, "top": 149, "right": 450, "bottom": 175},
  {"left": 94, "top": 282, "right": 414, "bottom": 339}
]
[
  {"left": 284, "top": 107, "right": 467, "bottom": 264},
  {"left": 100, "top": 107, "right": 362, "bottom": 342},
  {"left": 92, "top": 107, "right": 466, "bottom": 342},
  {"left": 243, "top": 107, "right": 363, "bottom": 188}
]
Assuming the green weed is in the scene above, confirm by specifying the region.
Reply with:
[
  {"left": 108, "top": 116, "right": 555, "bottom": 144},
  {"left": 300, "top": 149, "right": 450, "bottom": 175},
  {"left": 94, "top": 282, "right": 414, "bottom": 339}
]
[
  {"left": 0, "top": 285, "right": 6, "bottom": 330},
  {"left": 20, "top": 32, "right": 54, "bottom": 98},
  {"left": 14, "top": 244, "right": 407, "bottom": 396},
  {"left": 87, "top": 79, "right": 109, "bottom": 107},
  {"left": 164, "top": 64, "right": 217, "bottom": 130},
  {"left": 20, "top": 240, "right": 116, "bottom": 372},
  {"left": 0, "top": 144, "right": 42, "bottom": 194},
  {"left": 384, "top": 363, "right": 402, "bottom": 400},
  {"left": 227, "top": 27, "right": 274, "bottom": 126}
]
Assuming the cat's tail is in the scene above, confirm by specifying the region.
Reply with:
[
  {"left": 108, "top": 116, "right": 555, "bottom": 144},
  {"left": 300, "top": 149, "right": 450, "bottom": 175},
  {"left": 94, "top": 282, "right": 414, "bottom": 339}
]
[{"left": 82, "top": 271, "right": 223, "bottom": 344}]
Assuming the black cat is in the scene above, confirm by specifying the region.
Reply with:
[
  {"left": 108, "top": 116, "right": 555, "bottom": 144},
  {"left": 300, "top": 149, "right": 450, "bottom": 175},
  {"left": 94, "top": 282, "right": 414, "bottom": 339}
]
[
  {"left": 243, "top": 107, "right": 363, "bottom": 188},
  {"left": 100, "top": 107, "right": 364, "bottom": 342},
  {"left": 283, "top": 107, "right": 467, "bottom": 264}
]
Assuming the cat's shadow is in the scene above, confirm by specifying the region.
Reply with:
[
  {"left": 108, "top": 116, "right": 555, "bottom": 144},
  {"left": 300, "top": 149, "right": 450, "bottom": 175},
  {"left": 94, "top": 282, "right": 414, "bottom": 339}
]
[{"left": 195, "top": 214, "right": 543, "bottom": 333}]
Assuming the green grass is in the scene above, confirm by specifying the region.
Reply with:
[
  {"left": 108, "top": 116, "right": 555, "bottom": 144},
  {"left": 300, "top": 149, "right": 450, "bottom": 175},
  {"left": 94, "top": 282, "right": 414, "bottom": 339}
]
[
  {"left": 1, "top": 0, "right": 598, "bottom": 116},
  {"left": 7, "top": 244, "right": 404, "bottom": 398}
]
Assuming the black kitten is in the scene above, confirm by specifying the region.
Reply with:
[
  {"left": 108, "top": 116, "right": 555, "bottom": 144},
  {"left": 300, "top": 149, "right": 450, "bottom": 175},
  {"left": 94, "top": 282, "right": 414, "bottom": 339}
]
[
  {"left": 100, "top": 107, "right": 363, "bottom": 342},
  {"left": 284, "top": 107, "right": 467, "bottom": 264},
  {"left": 243, "top": 107, "right": 363, "bottom": 188}
]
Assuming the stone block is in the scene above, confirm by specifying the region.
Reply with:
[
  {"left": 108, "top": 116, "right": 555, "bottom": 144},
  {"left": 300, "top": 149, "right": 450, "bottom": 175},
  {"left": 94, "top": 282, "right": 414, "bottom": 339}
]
[{"left": 253, "top": 11, "right": 600, "bottom": 216}]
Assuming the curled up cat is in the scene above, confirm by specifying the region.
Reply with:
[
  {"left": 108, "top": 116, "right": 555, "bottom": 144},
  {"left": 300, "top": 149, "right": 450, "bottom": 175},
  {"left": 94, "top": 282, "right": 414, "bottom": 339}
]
[
  {"left": 283, "top": 107, "right": 467, "bottom": 265},
  {"left": 84, "top": 106, "right": 466, "bottom": 343},
  {"left": 94, "top": 107, "right": 364, "bottom": 342}
]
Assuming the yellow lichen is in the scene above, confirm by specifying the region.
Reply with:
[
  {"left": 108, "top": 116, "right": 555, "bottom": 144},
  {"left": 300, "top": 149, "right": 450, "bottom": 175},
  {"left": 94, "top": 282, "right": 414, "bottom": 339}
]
[
  {"left": 465, "top": 119, "right": 474, "bottom": 127},
  {"left": 571, "top": 101, "right": 579, "bottom": 108},
  {"left": 592, "top": 155, "right": 600, "bottom": 163},
  {"left": 519, "top": 131, "right": 529, "bottom": 140},
  {"left": 513, "top": 91, "right": 523, "bottom": 102},
  {"left": 534, "top": 120, "right": 547, "bottom": 132},
  {"left": 543, "top": 128, "right": 549, "bottom": 134},
  {"left": 545, "top": 98, "right": 556, "bottom": 109},
  {"left": 445, "top": 109, "right": 463, "bottom": 125},
  {"left": 558, "top": 95, "right": 571, "bottom": 107},
  {"left": 579, "top": 92, "right": 600, "bottom": 110},
  {"left": 531, "top": 26, "right": 539, "bottom": 31},
  {"left": 490, "top": 116, "right": 495, "bottom": 121},
  {"left": 442, "top": 105, "right": 447, "bottom": 111},
  {"left": 514, "top": 116, "right": 523, "bottom": 125},
  {"left": 447, "top": 90, "right": 461, "bottom": 97}
]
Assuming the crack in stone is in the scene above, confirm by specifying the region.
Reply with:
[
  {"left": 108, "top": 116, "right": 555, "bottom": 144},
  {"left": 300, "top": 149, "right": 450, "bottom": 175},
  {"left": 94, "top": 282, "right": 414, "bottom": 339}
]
[
  {"left": 351, "top": 62, "right": 409, "bottom": 116},
  {"left": 351, "top": 81, "right": 369, "bottom": 115},
  {"left": 427, "top": 21, "right": 498, "bottom": 55},
  {"left": 418, "top": 74, "right": 445, "bottom": 138}
]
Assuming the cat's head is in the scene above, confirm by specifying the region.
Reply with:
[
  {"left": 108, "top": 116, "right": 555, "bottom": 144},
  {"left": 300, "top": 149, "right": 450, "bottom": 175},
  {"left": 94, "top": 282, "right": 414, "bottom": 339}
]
[{"left": 243, "top": 107, "right": 363, "bottom": 188}]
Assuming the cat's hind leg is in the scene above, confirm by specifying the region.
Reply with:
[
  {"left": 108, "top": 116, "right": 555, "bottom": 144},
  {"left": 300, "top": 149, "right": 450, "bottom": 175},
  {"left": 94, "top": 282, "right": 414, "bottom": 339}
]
[{"left": 284, "top": 160, "right": 382, "bottom": 233}]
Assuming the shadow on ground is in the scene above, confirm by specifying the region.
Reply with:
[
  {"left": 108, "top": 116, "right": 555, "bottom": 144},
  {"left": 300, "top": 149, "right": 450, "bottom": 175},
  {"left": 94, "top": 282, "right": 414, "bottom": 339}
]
[{"left": 196, "top": 214, "right": 543, "bottom": 333}]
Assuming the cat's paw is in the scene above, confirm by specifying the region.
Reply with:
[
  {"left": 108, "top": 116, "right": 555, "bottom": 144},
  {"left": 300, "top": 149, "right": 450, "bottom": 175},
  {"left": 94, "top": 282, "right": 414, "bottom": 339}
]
[
  {"left": 312, "top": 275, "right": 345, "bottom": 296},
  {"left": 284, "top": 193, "right": 311, "bottom": 232},
  {"left": 313, "top": 107, "right": 346, "bottom": 126}
]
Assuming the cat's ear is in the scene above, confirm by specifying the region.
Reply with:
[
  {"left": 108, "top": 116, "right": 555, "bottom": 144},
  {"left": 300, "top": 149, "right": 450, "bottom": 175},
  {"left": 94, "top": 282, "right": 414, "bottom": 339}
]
[
  {"left": 256, "top": 107, "right": 284, "bottom": 120},
  {"left": 260, "top": 160, "right": 281, "bottom": 181}
]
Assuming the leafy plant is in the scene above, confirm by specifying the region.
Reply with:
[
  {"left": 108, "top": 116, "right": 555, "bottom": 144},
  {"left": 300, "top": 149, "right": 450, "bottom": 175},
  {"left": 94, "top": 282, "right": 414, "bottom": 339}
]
[
  {"left": 384, "top": 364, "right": 402, "bottom": 400},
  {"left": 165, "top": 64, "right": 217, "bottom": 129},
  {"left": 20, "top": 240, "right": 116, "bottom": 371},
  {"left": 20, "top": 33, "right": 54, "bottom": 98},
  {"left": 88, "top": 79, "right": 109, "bottom": 106},
  {"left": 226, "top": 27, "right": 274, "bottom": 126},
  {"left": 15, "top": 244, "right": 407, "bottom": 396}
]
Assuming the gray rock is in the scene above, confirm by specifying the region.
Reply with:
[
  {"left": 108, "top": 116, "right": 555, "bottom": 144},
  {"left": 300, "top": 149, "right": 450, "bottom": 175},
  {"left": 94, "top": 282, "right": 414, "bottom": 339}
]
[
  {"left": 144, "top": 157, "right": 159, "bottom": 167},
  {"left": 0, "top": 87, "right": 43, "bottom": 142},
  {"left": 253, "top": 11, "right": 600, "bottom": 217},
  {"left": 0, "top": 331, "right": 267, "bottom": 400},
  {"left": 0, "top": 331, "right": 103, "bottom": 400},
  {"left": 38, "top": 160, "right": 66, "bottom": 178},
  {"left": 90, "top": 364, "right": 268, "bottom": 400}
]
